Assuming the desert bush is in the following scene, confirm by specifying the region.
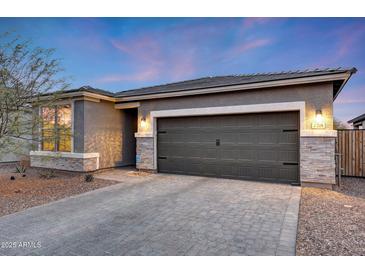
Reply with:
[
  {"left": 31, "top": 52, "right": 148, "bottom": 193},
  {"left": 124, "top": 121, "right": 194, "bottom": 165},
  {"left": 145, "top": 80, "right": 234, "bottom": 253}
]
[
  {"left": 85, "top": 174, "right": 94, "bottom": 182},
  {"left": 39, "top": 169, "right": 56, "bottom": 179}
]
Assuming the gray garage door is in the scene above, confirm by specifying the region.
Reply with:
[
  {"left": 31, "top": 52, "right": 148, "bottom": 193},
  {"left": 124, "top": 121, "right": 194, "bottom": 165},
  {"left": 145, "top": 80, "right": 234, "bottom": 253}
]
[{"left": 157, "top": 111, "right": 299, "bottom": 184}]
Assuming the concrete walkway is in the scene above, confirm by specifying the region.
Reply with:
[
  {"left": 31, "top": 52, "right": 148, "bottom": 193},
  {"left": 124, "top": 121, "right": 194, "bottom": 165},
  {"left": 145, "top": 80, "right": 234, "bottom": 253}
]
[{"left": 0, "top": 169, "right": 301, "bottom": 256}]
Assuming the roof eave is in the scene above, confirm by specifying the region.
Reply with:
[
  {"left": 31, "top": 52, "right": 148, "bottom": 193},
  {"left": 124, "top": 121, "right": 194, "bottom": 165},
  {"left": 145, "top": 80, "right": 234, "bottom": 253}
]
[
  {"left": 348, "top": 114, "right": 365, "bottom": 124},
  {"left": 116, "top": 72, "right": 354, "bottom": 102},
  {"left": 333, "top": 68, "right": 357, "bottom": 101},
  {"left": 34, "top": 90, "right": 116, "bottom": 102}
]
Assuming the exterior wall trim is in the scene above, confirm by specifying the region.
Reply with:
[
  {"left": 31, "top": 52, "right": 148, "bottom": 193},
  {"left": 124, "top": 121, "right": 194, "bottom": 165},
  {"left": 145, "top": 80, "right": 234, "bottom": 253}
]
[
  {"left": 115, "top": 102, "right": 140, "bottom": 109},
  {"left": 135, "top": 132, "right": 153, "bottom": 138},
  {"left": 136, "top": 101, "right": 307, "bottom": 170},
  {"left": 37, "top": 91, "right": 116, "bottom": 102},
  {"left": 301, "top": 130, "right": 337, "bottom": 137},
  {"left": 30, "top": 151, "right": 99, "bottom": 159}
]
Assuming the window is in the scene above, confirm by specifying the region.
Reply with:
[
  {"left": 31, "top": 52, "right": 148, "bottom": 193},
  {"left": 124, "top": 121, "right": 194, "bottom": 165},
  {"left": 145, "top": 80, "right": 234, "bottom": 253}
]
[{"left": 41, "top": 105, "right": 72, "bottom": 152}]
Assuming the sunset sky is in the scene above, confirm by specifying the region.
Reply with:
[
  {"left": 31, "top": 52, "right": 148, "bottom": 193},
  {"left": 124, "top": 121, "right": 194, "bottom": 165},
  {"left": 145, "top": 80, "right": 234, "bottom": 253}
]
[{"left": 0, "top": 17, "right": 364, "bottom": 123}]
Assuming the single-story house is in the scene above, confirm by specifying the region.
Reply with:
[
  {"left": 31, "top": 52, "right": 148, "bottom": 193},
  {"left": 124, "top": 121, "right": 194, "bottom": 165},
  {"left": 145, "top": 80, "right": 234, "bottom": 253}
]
[
  {"left": 29, "top": 67, "right": 357, "bottom": 188},
  {"left": 348, "top": 113, "right": 365, "bottom": 129}
]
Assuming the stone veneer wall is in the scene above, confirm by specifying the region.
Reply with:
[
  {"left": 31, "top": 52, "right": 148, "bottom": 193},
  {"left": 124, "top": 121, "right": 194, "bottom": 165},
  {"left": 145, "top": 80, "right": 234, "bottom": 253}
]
[
  {"left": 136, "top": 137, "right": 154, "bottom": 170},
  {"left": 300, "top": 136, "right": 336, "bottom": 185},
  {"left": 30, "top": 155, "right": 99, "bottom": 172}
]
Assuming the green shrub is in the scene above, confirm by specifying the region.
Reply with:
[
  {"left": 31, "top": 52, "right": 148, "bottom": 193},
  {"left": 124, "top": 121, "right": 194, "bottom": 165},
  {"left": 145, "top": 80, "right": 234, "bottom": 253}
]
[{"left": 15, "top": 164, "right": 26, "bottom": 174}]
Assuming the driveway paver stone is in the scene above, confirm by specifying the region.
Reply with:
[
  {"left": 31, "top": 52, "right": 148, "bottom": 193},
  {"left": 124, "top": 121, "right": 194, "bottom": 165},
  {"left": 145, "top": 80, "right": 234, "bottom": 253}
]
[{"left": 0, "top": 169, "right": 301, "bottom": 255}]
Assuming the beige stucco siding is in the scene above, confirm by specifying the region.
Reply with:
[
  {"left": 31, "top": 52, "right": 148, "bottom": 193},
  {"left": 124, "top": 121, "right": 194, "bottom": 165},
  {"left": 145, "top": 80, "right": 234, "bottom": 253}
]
[
  {"left": 82, "top": 100, "right": 136, "bottom": 169},
  {"left": 137, "top": 82, "right": 334, "bottom": 133}
]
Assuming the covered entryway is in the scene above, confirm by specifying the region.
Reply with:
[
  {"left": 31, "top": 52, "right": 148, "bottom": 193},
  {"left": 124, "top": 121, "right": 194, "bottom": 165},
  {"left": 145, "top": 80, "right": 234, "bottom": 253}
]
[{"left": 157, "top": 111, "right": 299, "bottom": 184}]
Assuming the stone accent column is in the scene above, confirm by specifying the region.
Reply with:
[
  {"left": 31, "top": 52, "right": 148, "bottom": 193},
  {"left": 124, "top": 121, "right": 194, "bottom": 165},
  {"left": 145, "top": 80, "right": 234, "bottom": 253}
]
[
  {"left": 136, "top": 136, "right": 155, "bottom": 170},
  {"left": 300, "top": 136, "right": 336, "bottom": 186}
]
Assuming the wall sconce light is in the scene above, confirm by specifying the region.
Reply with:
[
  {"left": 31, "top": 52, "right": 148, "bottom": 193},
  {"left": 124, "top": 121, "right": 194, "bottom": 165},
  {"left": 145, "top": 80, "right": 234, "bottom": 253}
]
[
  {"left": 311, "top": 110, "right": 326, "bottom": 129},
  {"left": 140, "top": 117, "right": 147, "bottom": 129}
]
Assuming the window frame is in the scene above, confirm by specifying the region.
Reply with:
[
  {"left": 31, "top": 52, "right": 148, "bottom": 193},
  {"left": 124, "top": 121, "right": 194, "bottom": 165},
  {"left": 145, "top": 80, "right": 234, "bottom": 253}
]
[{"left": 40, "top": 103, "right": 73, "bottom": 153}]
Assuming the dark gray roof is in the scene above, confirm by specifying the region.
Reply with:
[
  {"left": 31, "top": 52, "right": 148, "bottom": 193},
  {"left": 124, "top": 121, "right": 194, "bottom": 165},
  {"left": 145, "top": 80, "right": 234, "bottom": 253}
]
[
  {"left": 348, "top": 113, "right": 365, "bottom": 124},
  {"left": 116, "top": 67, "right": 357, "bottom": 98},
  {"left": 62, "top": 86, "right": 115, "bottom": 97},
  {"left": 55, "top": 67, "right": 356, "bottom": 100}
]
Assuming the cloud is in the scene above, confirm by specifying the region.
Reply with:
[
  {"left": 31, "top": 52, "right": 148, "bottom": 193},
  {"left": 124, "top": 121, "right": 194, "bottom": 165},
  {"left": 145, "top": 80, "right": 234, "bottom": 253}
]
[
  {"left": 335, "top": 85, "right": 365, "bottom": 104},
  {"left": 242, "top": 18, "right": 273, "bottom": 29},
  {"left": 110, "top": 37, "right": 162, "bottom": 65},
  {"left": 101, "top": 19, "right": 273, "bottom": 85},
  {"left": 55, "top": 18, "right": 109, "bottom": 52},
  {"left": 336, "top": 24, "right": 365, "bottom": 58},
  {"left": 335, "top": 98, "right": 365, "bottom": 104},
  {"left": 234, "top": 39, "right": 272, "bottom": 54},
  {"left": 224, "top": 38, "right": 272, "bottom": 60},
  {"left": 169, "top": 53, "right": 197, "bottom": 81},
  {"left": 97, "top": 67, "right": 160, "bottom": 83},
  {"left": 98, "top": 34, "right": 198, "bottom": 84},
  {"left": 311, "top": 23, "right": 365, "bottom": 67}
]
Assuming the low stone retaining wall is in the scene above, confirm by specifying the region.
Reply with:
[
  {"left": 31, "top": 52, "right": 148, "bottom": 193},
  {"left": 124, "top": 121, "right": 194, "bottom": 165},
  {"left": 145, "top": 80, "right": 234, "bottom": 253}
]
[{"left": 30, "top": 151, "right": 99, "bottom": 172}]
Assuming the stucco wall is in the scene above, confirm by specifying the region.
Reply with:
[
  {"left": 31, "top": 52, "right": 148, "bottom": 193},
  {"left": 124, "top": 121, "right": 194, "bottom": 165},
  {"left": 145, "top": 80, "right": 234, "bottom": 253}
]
[
  {"left": 0, "top": 139, "right": 31, "bottom": 163},
  {"left": 137, "top": 82, "right": 334, "bottom": 133},
  {"left": 80, "top": 100, "right": 136, "bottom": 169}
]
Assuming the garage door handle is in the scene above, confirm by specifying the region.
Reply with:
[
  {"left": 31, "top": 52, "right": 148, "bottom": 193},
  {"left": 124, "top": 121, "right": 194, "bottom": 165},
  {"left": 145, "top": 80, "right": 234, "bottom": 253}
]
[
  {"left": 158, "top": 156, "right": 167, "bottom": 160},
  {"left": 283, "top": 162, "right": 298, "bottom": 165},
  {"left": 216, "top": 139, "right": 220, "bottom": 146},
  {"left": 282, "top": 129, "right": 298, "bottom": 132}
]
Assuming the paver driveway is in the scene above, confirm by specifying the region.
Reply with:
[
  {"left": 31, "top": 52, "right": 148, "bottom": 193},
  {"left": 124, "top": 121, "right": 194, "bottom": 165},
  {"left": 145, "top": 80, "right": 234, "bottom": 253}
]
[{"left": 0, "top": 170, "right": 301, "bottom": 256}]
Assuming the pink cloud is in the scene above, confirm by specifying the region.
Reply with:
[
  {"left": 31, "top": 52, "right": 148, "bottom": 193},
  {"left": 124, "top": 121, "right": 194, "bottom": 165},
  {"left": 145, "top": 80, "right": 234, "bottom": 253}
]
[
  {"left": 169, "top": 54, "right": 196, "bottom": 81},
  {"left": 111, "top": 36, "right": 162, "bottom": 65},
  {"left": 224, "top": 38, "right": 272, "bottom": 60},
  {"left": 335, "top": 85, "right": 365, "bottom": 104},
  {"left": 106, "top": 33, "right": 199, "bottom": 83},
  {"left": 97, "top": 67, "right": 160, "bottom": 83},
  {"left": 242, "top": 18, "right": 272, "bottom": 29},
  {"left": 335, "top": 98, "right": 365, "bottom": 104},
  {"left": 337, "top": 28, "right": 365, "bottom": 57},
  {"left": 234, "top": 39, "right": 272, "bottom": 54},
  {"left": 335, "top": 97, "right": 365, "bottom": 105},
  {"left": 312, "top": 24, "right": 365, "bottom": 67}
]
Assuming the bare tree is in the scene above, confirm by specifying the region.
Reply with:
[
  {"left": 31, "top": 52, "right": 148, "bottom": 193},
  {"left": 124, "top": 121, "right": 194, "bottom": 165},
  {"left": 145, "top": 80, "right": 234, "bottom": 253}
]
[
  {"left": 0, "top": 32, "right": 69, "bottom": 157},
  {"left": 334, "top": 117, "right": 349, "bottom": 130}
]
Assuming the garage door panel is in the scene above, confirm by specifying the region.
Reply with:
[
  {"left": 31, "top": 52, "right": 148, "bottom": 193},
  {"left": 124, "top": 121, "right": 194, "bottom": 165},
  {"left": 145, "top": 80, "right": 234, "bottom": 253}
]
[
  {"left": 258, "top": 132, "right": 280, "bottom": 144},
  {"left": 278, "top": 150, "right": 298, "bottom": 162},
  {"left": 220, "top": 148, "right": 240, "bottom": 160},
  {"left": 280, "top": 132, "right": 299, "bottom": 144},
  {"left": 220, "top": 163, "right": 257, "bottom": 179},
  {"left": 157, "top": 112, "right": 299, "bottom": 184},
  {"left": 238, "top": 165, "right": 257, "bottom": 179},
  {"left": 257, "top": 150, "right": 278, "bottom": 162},
  {"left": 279, "top": 166, "right": 298, "bottom": 181},
  {"left": 238, "top": 149, "right": 257, "bottom": 161},
  {"left": 258, "top": 166, "right": 278, "bottom": 181}
]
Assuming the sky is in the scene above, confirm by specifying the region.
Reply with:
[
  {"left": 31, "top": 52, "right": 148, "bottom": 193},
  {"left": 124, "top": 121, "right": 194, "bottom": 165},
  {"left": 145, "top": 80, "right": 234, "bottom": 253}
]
[{"left": 0, "top": 17, "right": 364, "bottom": 123}]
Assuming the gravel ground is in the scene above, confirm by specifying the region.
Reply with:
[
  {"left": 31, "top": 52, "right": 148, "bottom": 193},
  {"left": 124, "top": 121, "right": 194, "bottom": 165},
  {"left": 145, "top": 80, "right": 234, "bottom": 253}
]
[
  {"left": 0, "top": 165, "right": 121, "bottom": 217},
  {"left": 296, "top": 177, "right": 365, "bottom": 256}
]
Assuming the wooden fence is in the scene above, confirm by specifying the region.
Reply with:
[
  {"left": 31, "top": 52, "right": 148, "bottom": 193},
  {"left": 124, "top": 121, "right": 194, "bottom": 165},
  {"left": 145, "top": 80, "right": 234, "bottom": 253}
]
[{"left": 336, "top": 129, "right": 365, "bottom": 177}]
